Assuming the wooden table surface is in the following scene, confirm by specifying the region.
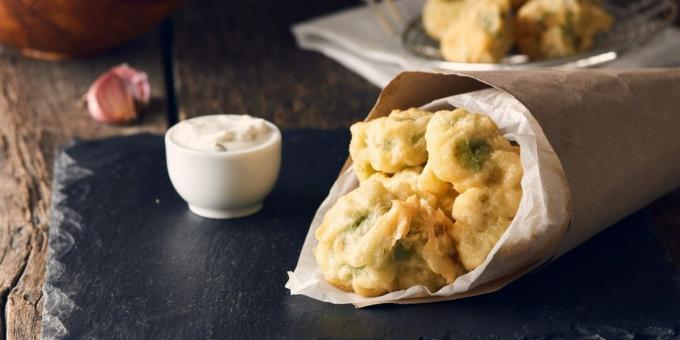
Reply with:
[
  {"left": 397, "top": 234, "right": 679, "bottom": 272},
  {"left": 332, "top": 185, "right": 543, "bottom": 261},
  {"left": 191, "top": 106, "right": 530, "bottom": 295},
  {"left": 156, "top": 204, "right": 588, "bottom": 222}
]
[{"left": 0, "top": 1, "right": 678, "bottom": 338}]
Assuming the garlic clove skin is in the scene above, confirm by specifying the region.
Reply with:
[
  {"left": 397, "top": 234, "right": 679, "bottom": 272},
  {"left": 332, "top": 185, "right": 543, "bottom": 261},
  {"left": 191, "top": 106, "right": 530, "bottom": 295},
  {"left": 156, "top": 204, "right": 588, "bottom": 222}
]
[
  {"left": 86, "top": 64, "right": 151, "bottom": 124},
  {"left": 86, "top": 72, "right": 137, "bottom": 124},
  {"left": 111, "top": 64, "right": 150, "bottom": 104}
]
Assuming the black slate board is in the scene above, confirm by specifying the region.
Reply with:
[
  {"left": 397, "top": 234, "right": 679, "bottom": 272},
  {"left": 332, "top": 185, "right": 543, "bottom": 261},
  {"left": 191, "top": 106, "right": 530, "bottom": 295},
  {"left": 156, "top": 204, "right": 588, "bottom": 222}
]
[{"left": 43, "top": 132, "right": 680, "bottom": 340}]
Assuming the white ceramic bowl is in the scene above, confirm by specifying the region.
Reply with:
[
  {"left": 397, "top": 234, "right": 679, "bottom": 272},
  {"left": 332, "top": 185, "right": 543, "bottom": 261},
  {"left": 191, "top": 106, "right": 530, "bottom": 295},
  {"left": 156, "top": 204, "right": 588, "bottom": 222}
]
[{"left": 165, "top": 117, "right": 281, "bottom": 219}]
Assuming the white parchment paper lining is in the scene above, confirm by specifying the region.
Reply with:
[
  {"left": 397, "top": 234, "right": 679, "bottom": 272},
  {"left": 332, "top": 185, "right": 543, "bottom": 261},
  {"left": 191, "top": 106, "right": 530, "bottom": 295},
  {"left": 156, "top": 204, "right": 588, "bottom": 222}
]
[{"left": 286, "top": 88, "right": 572, "bottom": 307}]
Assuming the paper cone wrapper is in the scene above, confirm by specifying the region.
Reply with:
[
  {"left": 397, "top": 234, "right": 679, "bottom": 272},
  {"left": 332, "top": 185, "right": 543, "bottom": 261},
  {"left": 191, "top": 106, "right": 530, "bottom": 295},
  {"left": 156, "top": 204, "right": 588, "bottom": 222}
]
[{"left": 286, "top": 69, "right": 680, "bottom": 307}]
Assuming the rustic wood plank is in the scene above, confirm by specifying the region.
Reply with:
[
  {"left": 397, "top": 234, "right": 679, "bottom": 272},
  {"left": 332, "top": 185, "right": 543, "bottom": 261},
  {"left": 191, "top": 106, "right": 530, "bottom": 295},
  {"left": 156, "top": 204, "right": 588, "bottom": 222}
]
[
  {"left": 171, "top": 0, "right": 380, "bottom": 128},
  {"left": 0, "top": 30, "right": 167, "bottom": 339}
]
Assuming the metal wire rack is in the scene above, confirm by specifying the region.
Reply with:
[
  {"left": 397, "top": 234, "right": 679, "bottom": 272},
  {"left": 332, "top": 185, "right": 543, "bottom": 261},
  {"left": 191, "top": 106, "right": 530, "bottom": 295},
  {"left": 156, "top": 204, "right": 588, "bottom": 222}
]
[{"left": 366, "top": 0, "right": 677, "bottom": 71}]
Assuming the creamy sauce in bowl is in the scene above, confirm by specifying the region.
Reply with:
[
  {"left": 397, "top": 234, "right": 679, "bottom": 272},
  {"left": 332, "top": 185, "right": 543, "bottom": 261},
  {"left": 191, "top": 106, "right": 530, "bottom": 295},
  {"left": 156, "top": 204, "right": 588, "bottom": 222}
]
[
  {"left": 170, "top": 114, "right": 275, "bottom": 152},
  {"left": 164, "top": 114, "right": 281, "bottom": 219}
]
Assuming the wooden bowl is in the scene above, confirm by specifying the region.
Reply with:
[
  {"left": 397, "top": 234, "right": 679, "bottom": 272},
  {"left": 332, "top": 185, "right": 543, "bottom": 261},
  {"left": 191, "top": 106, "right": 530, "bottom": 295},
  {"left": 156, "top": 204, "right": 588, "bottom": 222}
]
[{"left": 0, "top": 0, "right": 182, "bottom": 60}]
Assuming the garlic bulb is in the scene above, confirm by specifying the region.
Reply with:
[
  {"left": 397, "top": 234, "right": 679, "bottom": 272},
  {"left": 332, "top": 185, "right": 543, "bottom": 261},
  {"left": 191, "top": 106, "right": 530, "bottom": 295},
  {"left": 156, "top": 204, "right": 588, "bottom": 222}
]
[{"left": 86, "top": 64, "right": 150, "bottom": 124}]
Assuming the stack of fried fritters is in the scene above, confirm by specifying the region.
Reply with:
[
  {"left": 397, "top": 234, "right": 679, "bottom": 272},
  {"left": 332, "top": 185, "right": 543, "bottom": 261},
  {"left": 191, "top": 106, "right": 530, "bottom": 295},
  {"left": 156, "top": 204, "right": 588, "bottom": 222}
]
[
  {"left": 422, "top": 0, "right": 613, "bottom": 63},
  {"left": 314, "top": 108, "right": 523, "bottom": 297}
]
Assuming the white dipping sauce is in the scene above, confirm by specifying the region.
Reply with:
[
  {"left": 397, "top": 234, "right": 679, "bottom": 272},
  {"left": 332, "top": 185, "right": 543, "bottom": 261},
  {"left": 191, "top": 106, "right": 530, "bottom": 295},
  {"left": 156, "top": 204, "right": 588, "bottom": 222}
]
[{"left": 170, "top": 114, "right": 273, "bottom": 152}]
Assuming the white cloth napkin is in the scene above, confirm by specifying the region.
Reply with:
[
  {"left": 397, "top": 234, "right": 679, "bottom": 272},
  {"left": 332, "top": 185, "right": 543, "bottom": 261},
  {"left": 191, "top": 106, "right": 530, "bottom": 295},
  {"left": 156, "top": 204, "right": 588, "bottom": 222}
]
[{"left": 292, "top": 1, "right": 680, "bottom": 88}]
